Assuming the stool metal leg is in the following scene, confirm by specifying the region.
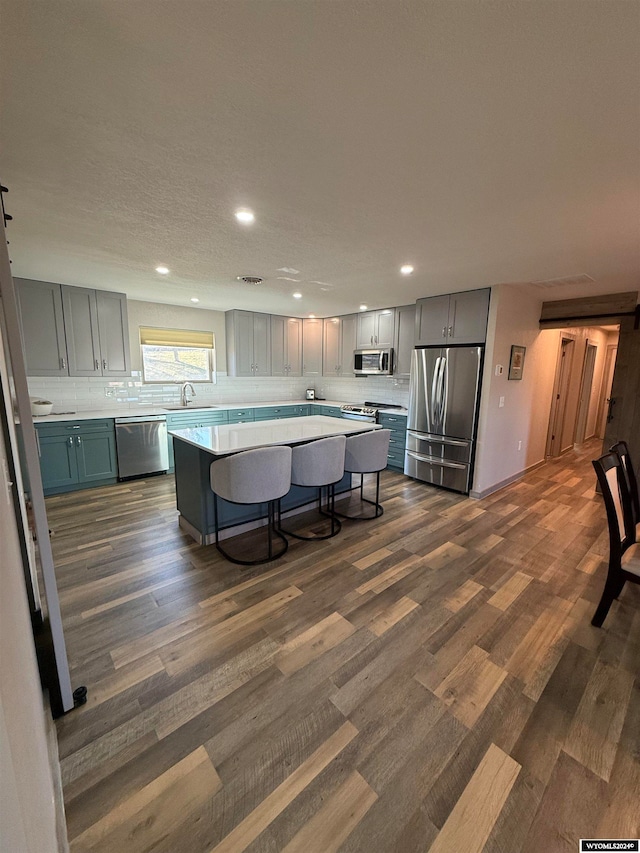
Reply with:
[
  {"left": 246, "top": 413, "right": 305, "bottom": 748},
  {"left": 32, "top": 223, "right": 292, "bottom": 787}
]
[
  {"left": 335, "top": 471, "right": 384, "bottom": 521},
  {"left": 213, "top": 494, "right": 288, "bottom": 566},
  {"left": 280, "top": 483, "right": 342, "bottom": 540}
]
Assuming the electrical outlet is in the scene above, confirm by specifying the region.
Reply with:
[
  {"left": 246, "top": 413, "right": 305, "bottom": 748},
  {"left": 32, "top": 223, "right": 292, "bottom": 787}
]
[
  {"left": 104, "top": 388, "right": 116, "bottom": 397},
  {"left": 495, "top": 364, "right": 503, "bottom": 376},
  {"left": 499, "top": 396, "right": 505, "bottom": 408}
]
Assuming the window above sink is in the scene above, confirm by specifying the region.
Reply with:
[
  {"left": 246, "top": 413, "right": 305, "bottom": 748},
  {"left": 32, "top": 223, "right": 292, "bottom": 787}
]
[{"left": 139, "top": 326, "right": 215, "bottom": 384}]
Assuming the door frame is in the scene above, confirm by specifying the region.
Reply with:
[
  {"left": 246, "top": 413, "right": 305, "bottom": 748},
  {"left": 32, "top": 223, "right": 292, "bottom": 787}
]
[
  {"left": 574, "top": 341, "right": 597, "bottom": 444},
  {"left": 546, "top": 335, "right": 575, "bottom": 458},
  {"left": 596, "top": 343, "right": 618, "bottom": 440}
]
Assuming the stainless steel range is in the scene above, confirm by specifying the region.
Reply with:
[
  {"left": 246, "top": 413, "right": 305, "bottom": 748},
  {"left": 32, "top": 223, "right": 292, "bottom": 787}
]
[
  {"left": 340, "top": 404, "right": 377, "bottom": 423},
  {"left": 340, "top": 401, "right": 405, "bottom": 423}
]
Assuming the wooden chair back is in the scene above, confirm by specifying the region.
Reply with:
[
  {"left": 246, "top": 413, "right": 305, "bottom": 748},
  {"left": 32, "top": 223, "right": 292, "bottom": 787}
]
[{"left": 610, "top": 440, "right": 640, "bottom": 529}]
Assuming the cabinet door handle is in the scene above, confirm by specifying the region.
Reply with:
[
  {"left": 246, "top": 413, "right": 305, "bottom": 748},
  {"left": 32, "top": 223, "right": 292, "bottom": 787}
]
[
  {"left": 95, "top": 359, "right": 99, "bottom": 370},
  {"left": 35, "top": 431, "right": 41, "bottom": 456},
  {"left": 76, "top": 436, "right": 82, "bottom": 446},
  {"left": 448, "top": 326, "right": 453, "bottom": 337},
  {"left": 442, "top": 326, "right": 447, "bottom": 338},
  {"left": 370, "top": 335, "right": 373, "bottom": 345},
  {"left": 68, "top": 436, "right": 73, "bottom": 446},
  {"left": 102, "top": 359, "right": 107, "bottom": 370},
  {"left": 60, "top": 356, "right": 66, "bottom": 370}
]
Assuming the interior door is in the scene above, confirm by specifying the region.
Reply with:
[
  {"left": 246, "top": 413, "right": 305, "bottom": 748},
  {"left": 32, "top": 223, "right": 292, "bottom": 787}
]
[{"left": 574, "top": 342, "right": 597, "bottom": 444}]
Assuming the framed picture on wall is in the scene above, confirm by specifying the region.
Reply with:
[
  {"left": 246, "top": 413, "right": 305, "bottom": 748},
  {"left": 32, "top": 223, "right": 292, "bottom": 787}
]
[{"left": 508, "top": 345, "right": 526, "bottom": 380}]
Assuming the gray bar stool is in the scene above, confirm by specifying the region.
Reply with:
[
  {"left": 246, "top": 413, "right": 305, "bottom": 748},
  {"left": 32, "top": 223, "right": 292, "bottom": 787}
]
[
  {"left": 335, "top": 428, "right": 391, "bottom": 520},
  {"left": 209, "top": 445, "right": 292, "bottom": 565},
  {"left": 279, "top": 434, "right": 346, "bottom": 540}
]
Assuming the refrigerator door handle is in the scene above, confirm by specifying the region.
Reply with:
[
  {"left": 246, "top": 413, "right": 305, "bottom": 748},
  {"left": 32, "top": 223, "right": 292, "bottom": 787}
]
[
  {"left": 440, "top": 356, "right": 448, "bottom": 432},
  {"left": 407, "top": 430, "right": 469, "bottom": 447},
  {"left": 432, "top": 356, "right": 446, "bottom": 429},
  {"left": 430, "top": 356, "right": 441, "bottom": 426},
  {"left": 405, "top": 450, "right": 467, "bottom": 470}
]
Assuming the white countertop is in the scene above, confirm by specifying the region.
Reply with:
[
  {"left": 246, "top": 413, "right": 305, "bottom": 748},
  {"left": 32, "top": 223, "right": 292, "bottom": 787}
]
[
  {"left": 170, "top": 415, "right": 380, "bottom": 456},
  {"left": 32, "top": 399, "right": 406, "bottom": 423}
]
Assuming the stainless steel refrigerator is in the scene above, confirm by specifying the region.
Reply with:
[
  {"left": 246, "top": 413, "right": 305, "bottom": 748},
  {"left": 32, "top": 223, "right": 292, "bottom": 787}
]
[{"left": 404, "top": 346, "right": 483, "bottom": 493}]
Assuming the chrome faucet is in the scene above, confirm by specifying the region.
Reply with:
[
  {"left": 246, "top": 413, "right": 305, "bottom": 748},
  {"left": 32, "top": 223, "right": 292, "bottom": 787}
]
[{"left": 181, "top": 383, "right": 196, "bottom": 406}]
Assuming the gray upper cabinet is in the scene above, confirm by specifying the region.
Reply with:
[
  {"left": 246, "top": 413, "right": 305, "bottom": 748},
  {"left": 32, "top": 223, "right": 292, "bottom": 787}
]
[
  {"left": 63, "top": 286, "right": 130, "bottom": 377},
  {"left": 271, "top": 315, "right": 302, "bottom": 376},
  {"left": 302, "top": 318, "right": 323, "bottom": 377},
  {"left": 322, "top": 318, "right": 341, "bottom": 376},
  {"left": 356, "top": 308, "right": 395, "bottom": 348},
  {"left": 415, "top": 288, "right": 490, "bottom": 346},
  {"left": 15, "top": 278, "right": 68, "bottom": 376},
  {"left": 324, "top": 314, "right": 358, "bottom": 375},
  {"left": 393, "top": 304, "right": 415, "bottom": 378},
  {"left": 340, "top": 314, "right": 357, "bottom": 374},
  {"left": 16, "top": 279, "right": 130, "bottom": 377},
  {"left": 62, "top": 286, "right": 101, "bottom": 376},
  {"left": 225, "top": 310, "right": 272, "bottom": 377},
  {"left": 96, "top": 290, "right": 131, "bottom": 376},
  {"left": 415, "top": 294, "right": 450, "bottom": 346}
]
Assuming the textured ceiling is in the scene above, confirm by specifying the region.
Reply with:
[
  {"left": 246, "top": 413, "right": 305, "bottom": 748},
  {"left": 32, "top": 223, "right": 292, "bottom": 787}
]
[{"left": 1, "top": 1, "right": 639, "bottom": 316}]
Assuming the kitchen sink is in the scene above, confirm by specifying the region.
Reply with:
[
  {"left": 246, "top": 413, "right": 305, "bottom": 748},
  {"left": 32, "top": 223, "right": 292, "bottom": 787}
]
[{"left": 164, "top": 405, "right": 219, "bottom": 410}]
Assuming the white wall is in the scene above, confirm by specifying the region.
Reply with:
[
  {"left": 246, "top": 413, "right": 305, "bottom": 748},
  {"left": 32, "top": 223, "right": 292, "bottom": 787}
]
[
  {"left": 472, "top": 285, "right": 559, "bottom": 497},
  {"left": 127, "top": 299, "right": 227, "bottom": 372},
  {"left": 0, "top": 426, "right": 65, "bottom": 852}
]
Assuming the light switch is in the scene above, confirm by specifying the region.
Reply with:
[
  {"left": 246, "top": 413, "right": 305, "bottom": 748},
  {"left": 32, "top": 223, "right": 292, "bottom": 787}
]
[
  {"left": 499, "top": 396, "right": 505, "bottom": 408},
  {"left": 495, "top": 364, "right": 504, "bottom": 376}
]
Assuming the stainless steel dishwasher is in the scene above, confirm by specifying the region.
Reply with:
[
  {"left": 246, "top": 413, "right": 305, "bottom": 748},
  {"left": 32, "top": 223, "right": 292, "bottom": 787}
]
[{"left": 115, "top": 415, "right": 169, "bottom": 479}]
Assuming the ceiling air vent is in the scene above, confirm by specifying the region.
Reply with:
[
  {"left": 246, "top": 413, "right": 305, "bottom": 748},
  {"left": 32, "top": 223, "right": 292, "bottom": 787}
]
[
  {"left": 532, "top": 274, "right": 595, "bottom": 290},
  {"left": 237, "top": 275, "right": 263, "bottom": 285}
]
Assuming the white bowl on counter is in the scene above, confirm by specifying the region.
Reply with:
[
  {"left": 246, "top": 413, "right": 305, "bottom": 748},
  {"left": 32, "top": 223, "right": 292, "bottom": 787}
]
[{"left": 30, "top": 400, "right": 54, "bottom": 416}]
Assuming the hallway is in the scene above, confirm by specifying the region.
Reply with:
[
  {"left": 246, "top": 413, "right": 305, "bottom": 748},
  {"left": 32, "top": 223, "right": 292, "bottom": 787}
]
[{"left": 49, "top": 439, "right": 639, "bottom": 851}]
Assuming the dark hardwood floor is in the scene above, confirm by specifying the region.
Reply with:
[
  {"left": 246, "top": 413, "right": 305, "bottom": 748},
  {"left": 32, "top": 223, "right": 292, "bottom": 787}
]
[{"left": 49, "top": 440, "right": 639, "bottom": 852}]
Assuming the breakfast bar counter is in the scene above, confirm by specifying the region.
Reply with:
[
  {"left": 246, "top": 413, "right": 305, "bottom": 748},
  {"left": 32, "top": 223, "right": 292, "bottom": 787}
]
[{"left": 171, "top": 415, "right": 380, "bottom": 545}]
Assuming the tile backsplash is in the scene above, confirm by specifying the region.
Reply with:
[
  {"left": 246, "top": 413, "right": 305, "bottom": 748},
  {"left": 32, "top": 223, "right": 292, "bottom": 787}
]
[{"left": 27, "top": 372, "right": 410, "bottom": 412}]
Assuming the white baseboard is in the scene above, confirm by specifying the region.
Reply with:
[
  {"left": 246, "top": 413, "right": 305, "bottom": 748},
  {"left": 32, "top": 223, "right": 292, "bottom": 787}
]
[{"left": 469, "top": 458, "right": 547, "bottom": 500}]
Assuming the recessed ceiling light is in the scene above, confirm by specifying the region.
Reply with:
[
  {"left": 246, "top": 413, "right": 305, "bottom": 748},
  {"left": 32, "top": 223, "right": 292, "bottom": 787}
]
[
  {"left": 190, "top": 297, "right": 199, "bottom": 303},
  {"left": 359, "top": 304, "right": 368, "bottom": 311},
  {"left": 400, "top": 264, "right": 414, "bottom": 275},
  {"left": 292, "top": 292, "right": 302, "bottom": 299},
  {"left": 309, "top": 314, "right": 316, "bottom": 319},
  {"left": 235, "top": 208, "right": 255, "bottom": 225},
  {"left": 155, "top": 265, "right": 169, "bottom": 275}
]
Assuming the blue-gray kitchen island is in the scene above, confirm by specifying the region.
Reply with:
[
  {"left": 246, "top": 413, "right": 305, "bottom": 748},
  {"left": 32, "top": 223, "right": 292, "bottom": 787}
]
[{"left": 170, "top": 415, "right": 380, "bottom": 545}]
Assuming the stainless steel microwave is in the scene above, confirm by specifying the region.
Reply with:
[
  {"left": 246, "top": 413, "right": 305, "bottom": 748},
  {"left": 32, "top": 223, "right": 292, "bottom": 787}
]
[{"left": 353, "top": 348, "right": 394, "bottom": 375}]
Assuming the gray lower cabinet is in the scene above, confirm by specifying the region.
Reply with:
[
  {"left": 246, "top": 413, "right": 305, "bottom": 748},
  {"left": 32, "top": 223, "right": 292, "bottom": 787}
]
[
  {"left": 225, "top": 310, "right": 271, "bottom": 377},
  {"left": 270, "top": 315, "right": 302, "bottom": 376},
  {"left": 378, "top": 412, "right": 407, "bottom": 470},
  {"left": 302, "top": 318, "right": 323, "bottom": 377},
  {"left": 16, "top": 278, "right": 130, "bottom": 377},
  {"left": 415, "top": 288, "right": 490, "bottom": 346},
  {"left": 393, "top": 304, "right": 415, "bottom": 378},
  {"left": 36, "top": 419, "right": 117, "bottom": 494}
]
